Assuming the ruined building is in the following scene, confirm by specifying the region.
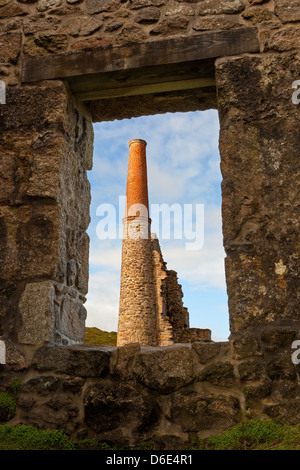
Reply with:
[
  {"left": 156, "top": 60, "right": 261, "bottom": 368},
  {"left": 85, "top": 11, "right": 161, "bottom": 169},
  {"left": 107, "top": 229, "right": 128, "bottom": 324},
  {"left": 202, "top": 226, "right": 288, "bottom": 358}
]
[
  {"left": 0, "top": 0, "right": 300, "bottom": 446},
  {"left": 117, "top": 139, "right": 210, "bottom": 346}
]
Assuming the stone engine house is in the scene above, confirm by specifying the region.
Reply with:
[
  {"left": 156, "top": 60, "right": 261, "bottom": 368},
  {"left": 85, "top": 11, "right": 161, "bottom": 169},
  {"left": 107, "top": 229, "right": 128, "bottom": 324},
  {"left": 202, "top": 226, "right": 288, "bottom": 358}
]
[{"left": 118, "top": 138, "right": 210, "bottom": 347}]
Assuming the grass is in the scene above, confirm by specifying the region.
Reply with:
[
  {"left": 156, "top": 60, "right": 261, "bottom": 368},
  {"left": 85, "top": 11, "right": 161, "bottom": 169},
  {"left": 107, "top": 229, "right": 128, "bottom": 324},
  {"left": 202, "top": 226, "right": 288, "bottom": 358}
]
[
  {"left": 0, "top": 424, "right": 117, "bottom": 450},
  {"left": 134, "top": 419, "right": 300, "bottom": 451},
  {"left": 0, "top": 378, "right": 22, "bottom": 419},
  {"left": 204, "top": 419, "right": 288, "bottom": 450},
  {"left": 84, "top": 327, "right": 117, "bottom": 346},
  {"left": 0, "top": 424, "right": 75, "bottom": 450},
  {"left": 0, "top": 419, "right": 300, "bottom": 450}
]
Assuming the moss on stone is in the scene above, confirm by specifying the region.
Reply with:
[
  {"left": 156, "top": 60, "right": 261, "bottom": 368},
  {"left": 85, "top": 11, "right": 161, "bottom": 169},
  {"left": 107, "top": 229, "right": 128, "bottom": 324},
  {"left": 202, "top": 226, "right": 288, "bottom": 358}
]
[{"left": 0, "top": 392, "right": 16, "bottom": 415}]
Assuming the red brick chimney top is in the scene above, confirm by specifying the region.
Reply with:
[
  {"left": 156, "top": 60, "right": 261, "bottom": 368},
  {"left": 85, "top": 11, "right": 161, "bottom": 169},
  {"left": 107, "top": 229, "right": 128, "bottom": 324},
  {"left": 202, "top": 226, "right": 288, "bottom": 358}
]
[{"left": 126, "top": 139, "right": 149, "bottom": 218}]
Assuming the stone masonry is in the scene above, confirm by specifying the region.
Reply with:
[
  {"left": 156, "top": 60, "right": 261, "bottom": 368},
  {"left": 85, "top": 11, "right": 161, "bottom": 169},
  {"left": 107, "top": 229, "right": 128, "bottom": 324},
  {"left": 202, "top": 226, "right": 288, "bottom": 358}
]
[
  {"left": 0, "top": 82, "right": 92, "bottom": 350},
  {"left": 117, "top": 139, "right": 211, "bottom": 347}
]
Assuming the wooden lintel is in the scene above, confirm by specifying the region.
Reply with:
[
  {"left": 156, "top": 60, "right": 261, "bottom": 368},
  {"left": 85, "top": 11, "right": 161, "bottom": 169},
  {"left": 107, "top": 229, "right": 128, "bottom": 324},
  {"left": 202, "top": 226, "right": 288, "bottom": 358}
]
[
  {"left": 75, "top": 77, "right": 216, "bottom": 102},
  {"left": 21, "top": 27, "right": 259, "bottom": 84}
]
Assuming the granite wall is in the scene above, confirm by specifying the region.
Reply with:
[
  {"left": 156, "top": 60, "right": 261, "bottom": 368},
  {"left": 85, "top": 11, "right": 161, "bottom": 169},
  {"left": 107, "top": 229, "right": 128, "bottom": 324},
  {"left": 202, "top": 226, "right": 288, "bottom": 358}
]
[{"left": 0, "top": 0, "right": 300, "bottom": 443}]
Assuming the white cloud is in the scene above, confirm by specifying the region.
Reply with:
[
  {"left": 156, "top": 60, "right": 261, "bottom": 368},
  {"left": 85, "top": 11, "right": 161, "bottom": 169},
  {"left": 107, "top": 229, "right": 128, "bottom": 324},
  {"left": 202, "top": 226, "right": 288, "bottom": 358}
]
[
  {"left": 85, "top": 272, "right": 120, "bottom": 331},
  {"left": 86, "top": 110, "right": 229, "bottom": 336},
  {"left": 89, "top": 245, "right": 122, "bottom": 270}
]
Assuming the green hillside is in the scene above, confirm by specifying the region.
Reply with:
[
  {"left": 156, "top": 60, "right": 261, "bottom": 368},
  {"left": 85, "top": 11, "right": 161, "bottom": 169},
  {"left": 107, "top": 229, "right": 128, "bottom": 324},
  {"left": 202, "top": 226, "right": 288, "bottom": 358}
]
[{"left": 84, "top": 327, "right": 117, "bottom": 346}]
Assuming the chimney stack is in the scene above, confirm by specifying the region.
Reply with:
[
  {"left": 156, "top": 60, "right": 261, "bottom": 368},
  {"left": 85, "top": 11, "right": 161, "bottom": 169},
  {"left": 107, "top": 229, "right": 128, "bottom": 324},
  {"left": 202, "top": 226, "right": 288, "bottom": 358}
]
[{"left": 117, "top": 139, "right": 158, "bottom": 346}]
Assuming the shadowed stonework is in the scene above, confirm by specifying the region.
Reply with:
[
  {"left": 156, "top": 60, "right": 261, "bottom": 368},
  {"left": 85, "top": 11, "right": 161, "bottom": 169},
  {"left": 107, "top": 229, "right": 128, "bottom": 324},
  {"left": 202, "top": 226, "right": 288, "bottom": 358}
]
[{"left": 0, "top": 0, "right": 300, "bottom": 446}]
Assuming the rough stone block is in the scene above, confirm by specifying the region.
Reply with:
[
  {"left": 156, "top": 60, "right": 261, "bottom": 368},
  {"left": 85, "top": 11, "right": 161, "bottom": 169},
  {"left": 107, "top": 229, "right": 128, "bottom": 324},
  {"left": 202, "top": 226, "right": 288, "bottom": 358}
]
[
  {"left": 61, "top": 376, "right": 85, "bottom": 394},
  {"left": 266, "top": 356, "right": 297, "bottom": 381},
  {"left": 133, "top": 345, "right": 195, "bottom": 393},
  {"left": 238, "top": 359, "right": 264, "bottom": 382},
  {"left": 86, "top": 0, "right": 119, "bottom": 14},
  {"left": 165, "top": 2, "right": 194, "bottom": 16},
  {"left": 0, "top": 132, "right": 68, "bottom": 204},
  {"left": 242, "top": 8, "right": 273, "bottom": 23},
  {"left": 18, "top": 281, "right": 55, "bottom": 345},
  {"left": 25, "top": 135, "right": 65, "bottom": 201},
  {"left": 0, "top": 3, "right": 26, "bottom": 19},
  {"left": 193, "top": 341, "right": 230, "bottom": 364},
  {"left": 0, "top": 154, "right": 15, "bottom": 203},
  {"left": 32, "top": 345, "right": 114, "bottom": 377},
  {"left": 0, "top": 33, "right": 21, "bottom": 63},
  {"left": 264, "top": 402, "right": 300, "bottom": 425},
  {"left": 261, "top": 327, "right": 297, "bottom": 352},
  {"left": 0, "top": 204, "right": 64, "bottom": 282},
  {"left": 129, "top": 0, "right": 164, "bottom": 8},
  {"left": 0, "top": 83, "right": 69, "bottom": 132},
  {"left": 23, "top": 35, "right": 68, "bottom": 56},
  {"left": 36, "top": 0, "right": 62, "bottom": 12},
  {"left": 274, "top": 0, "right": 300, "bottom": 23},
  {"left": 216, "top": 54, "right": 300, "bottom": 122},
  {"left": 64, "top": 16, "right": 102, "bottom": 37},
  {"left": 79, "top": 117, "right": 94, "bottom": 171},
  {"left": 21, "top": 375, "right": 60, "bottom": 396},
  {"left": 193, "top": 15, "right": 241, "bottom": 31},
  {"left": 245, "top": 381, "right": 272, "bottom": 400},
  {"left": 0, "top": 338, "right": 27, "bottom": 370},
  {"left": 176, "top": 328, "right": 211, "bottom": 343},
  {"left": 170, "top": 391, "right": 240, "bottom": 432},
  {"left": 265, "top": 26, "right": 300, "bottom": 52},
  {"left": 84, "top": 379, "right": 160, "bottom": 441},
  {"left": 135, "top": 6, "right": 161, "bottom": 23},
  {"left": 198, "top": 361, "right": 235, "bottom": 386},
  {"left": 58, "top": 297, "right": 87, "bottom": 343},
  {"left": 23, "top": 16, "right": 61, "bottom": 35},
  {"left": 197, "top": 0, "right": 245, "bottom": 15},
  {"left": 232, "top": 335, "right": 262, "bottom": 359},
  {"left": 75, "top": 231, "right": 90, "bottom": 295},
  {"left": 116, "top": 24, "right": 147, "bottom": 45},
  {"left": 150, "top": 15, "right": 189, "bottom": 35},
  {"left": 18, "top": 392, "right": 79, "bottom": 433},
  {"left": 111, "top": 342, "right": 141, "bottom": 377}
]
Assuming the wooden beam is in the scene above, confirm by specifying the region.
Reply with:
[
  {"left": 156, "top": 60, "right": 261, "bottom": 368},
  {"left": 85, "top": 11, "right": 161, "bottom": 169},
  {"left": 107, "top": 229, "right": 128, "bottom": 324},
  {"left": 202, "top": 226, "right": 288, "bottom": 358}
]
[
  {"left": 21, "top": 27, "right": 259, "bottom": 83},
  {"left": 88, "top": 88, "right": 218, "bottom": 122},
  {"left": 68, "top": 58, "right": 215, "bottom": 101},
  {"left": 75, "top": 77, "right": 215, "bottom": 102}
]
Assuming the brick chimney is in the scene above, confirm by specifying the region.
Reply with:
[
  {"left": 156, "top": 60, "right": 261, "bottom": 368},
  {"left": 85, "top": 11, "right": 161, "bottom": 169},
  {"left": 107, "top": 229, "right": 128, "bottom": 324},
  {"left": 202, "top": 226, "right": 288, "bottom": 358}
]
[
  {"left": 117, "top": 139, "right": 210, "bottom": 347},
  {"left": 117, "top": 139, "right": 158, "bottom": 346},
  {"left": 126, "top": 139, "right": 149, "bottom": 218}
]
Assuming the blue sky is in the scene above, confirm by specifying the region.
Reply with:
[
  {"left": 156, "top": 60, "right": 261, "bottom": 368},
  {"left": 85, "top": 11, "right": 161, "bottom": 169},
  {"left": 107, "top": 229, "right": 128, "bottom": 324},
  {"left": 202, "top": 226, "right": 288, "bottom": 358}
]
[{"left": 85, "top": 109, "right": 230, "bottom": 342}]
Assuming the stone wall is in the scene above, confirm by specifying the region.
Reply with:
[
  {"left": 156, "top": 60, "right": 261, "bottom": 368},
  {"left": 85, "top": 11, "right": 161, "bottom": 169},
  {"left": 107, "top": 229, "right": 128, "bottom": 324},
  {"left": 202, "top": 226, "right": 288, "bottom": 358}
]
[
  {"left": 1, "top": 337, "right": 300, "bottom": 447},
  {"left": 0, "top": 81, "right": 93, "bottom": 347},
  {"left": 1, "top": 0, "right": 299, "bottom": 92},
  {"left": 117, "top": 136, "right": 210, "bottom": 347},
  {"left": 151, "top": 235, "right": 211, "bottom": 346},
  {"left": 217, "top": 50, "right": 300, "bottom": 344},
  {"left": 152, "top": 235, "right": 173, "bottom": 346},
  {"left": 0, "top": 0, "right": 300, "bottom": 443},
  {"left": 118, "top": 228, "right": 210, "bottom": 347},
  {"left": 118, "top": 226, "right": 159, "bottom": 347}
]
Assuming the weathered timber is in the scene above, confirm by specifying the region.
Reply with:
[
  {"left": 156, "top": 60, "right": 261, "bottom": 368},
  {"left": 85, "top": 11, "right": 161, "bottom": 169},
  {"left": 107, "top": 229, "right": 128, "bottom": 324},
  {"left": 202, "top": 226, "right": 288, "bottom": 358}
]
[
  {"left": 75, "top": 78, "right": 215, "bottom": 101},
  {"left": 88, "top": 88, "right": 217, "bottom": 122},
  {"left": 69, "top": 58, "right": 216, "bottom": 101},
  {"left": 21, "top": 27, "right": 259, "bottom": 83}
]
